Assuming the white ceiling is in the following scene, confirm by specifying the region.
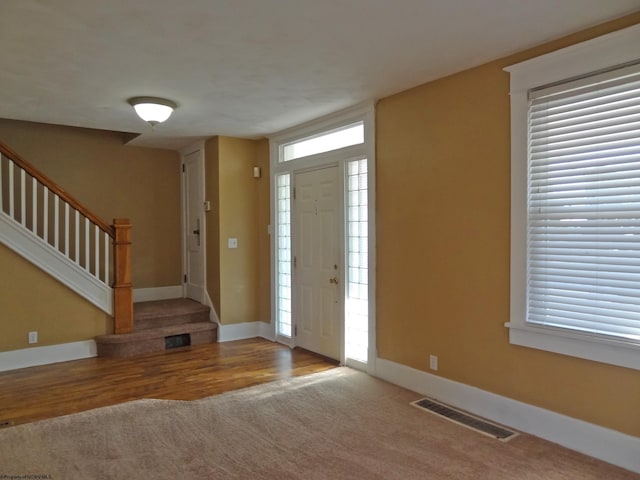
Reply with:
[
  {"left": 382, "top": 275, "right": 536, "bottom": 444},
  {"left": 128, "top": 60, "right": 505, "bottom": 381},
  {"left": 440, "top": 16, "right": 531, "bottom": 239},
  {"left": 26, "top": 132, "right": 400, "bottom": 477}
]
[{"left": 1, "top": 0, "right": 639, "bottom": 150}]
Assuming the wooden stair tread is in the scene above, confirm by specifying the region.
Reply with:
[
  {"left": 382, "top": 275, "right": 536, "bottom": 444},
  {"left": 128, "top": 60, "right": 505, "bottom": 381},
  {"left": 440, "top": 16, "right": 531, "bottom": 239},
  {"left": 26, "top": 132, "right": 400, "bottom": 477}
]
[
  {"left": 134, "top": 298, "right": 208, "bottom": 321},
  {"left": 96, "top": 298, "right": 216, "bottom": 358}
]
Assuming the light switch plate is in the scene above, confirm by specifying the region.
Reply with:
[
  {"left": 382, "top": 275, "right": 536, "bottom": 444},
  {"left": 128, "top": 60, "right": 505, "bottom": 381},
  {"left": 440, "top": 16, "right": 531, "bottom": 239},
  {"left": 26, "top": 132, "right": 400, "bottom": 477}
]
[{"left": 228, "top": 238, "right": 238, "bottom": 249}]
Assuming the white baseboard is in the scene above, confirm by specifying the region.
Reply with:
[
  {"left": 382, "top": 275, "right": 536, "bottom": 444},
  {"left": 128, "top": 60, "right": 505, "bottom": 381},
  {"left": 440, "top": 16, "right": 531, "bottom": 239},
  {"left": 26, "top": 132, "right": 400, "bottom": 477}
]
[
  {"left": 374, "top": 358, "right": 640, "bottom": 474},
  {"left": 218, "top": 321, "right": 274, "bottom": 342},
  {"left": 259, "top": 321, "right": 275, "bottom": 341},
  {"left": 0, "top": 340, "right": 97, "bottom": 372},
  {"left": 133, "top": 285, "right": 183, "bottom": 303}
]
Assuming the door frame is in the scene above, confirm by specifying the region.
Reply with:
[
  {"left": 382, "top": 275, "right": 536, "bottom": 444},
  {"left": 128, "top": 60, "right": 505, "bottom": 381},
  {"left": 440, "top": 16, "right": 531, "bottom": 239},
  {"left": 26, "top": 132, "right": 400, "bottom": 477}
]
[
  {"left": 269, "top": 103, "right": 376, "bottom": 372},
  {"left": 180, "top": 141, "right": 206, "bottom": 304}
]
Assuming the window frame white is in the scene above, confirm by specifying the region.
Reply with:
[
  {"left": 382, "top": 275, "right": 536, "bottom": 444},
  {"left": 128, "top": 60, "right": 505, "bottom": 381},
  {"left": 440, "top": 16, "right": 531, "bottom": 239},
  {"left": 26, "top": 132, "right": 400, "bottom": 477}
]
[
  {"left": 505, "top": 24, "right": 640, "bottom": 371},
  {"left": 269, "top": 103, "right": 376, "bottom": 372}
]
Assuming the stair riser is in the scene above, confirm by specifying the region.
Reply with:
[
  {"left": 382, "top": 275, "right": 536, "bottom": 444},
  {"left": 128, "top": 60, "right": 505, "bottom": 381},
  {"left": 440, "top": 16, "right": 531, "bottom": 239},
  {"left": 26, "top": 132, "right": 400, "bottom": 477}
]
[
  {"left": 134, "top": 311, "right": 209, "bottom": 331},
  {"left": 96, "top": 299, "right": 215, "bottom": 358},
  {"left": 97, "top": 330, "right": 217, "bottom": 358}
]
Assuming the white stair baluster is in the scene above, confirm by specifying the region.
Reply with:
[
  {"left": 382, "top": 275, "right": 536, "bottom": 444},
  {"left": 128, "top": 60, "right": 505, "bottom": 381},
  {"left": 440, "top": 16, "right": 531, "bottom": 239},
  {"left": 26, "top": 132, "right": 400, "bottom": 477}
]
[
  {"left": 8, "top": 161, "right": 14, "bottom": 219},
  {"left": 53, "top": 195, "right": 59, "bottom": 250},
  {"left": 32, "top": 178, "right": 37, "bottom": 235},
  {"left": 75, "top": 210, "right": 80, "bottom": 263},
  {"left": 64, "top": 203, "right": 70, "bottom": 256},
  {"left": 94, "top": 224, "right": 99, "bottom": 279},
  {"left": 104, "top": 231, "right": 110, "bottom": 284},
  {"left": 43, "top": 186, "right": 48, "bottom": 243},
  {"left": 85, "top": 218, "right": 90, "bottom": 271},
  {"left": 20, "top": 169, "right": 26, "bottom": 226}
]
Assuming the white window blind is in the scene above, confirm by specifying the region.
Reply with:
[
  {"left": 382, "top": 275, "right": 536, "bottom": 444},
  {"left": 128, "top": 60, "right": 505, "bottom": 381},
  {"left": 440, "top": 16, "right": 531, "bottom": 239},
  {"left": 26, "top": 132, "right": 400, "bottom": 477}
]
[{"left": 527, "top": 63, "right": 640, "bottom": 343}]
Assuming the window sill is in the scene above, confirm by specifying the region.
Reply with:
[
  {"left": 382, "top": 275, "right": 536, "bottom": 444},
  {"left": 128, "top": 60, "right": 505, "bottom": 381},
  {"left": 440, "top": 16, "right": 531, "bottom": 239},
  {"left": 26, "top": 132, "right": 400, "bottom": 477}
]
[{"left": 505, "top": 322, "right": 640, "bottom": 371}]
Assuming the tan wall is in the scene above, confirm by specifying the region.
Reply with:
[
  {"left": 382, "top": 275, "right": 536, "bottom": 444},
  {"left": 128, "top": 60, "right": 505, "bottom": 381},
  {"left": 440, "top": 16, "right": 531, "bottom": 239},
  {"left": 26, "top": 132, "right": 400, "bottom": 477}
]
[
  {"left": 0, "top": 120, "right": 182, "bottom": 288},
  {"left": 218, "top": 137, "right": 260, "bottom": 324},
  {"left": 256, "top": 139, "right": 271, "bottom": 324},
  {"left": 0, "top": 244, "right": 112, "bottom": 351},
  {"left": 204, "top": 136, "right": 221, "bottom": 316},
  {"left": 376, "top": 14, "right": 640, "bottom": 437},
  {"left": 202, "top": 136, "right": 268, "bottom": 325}
]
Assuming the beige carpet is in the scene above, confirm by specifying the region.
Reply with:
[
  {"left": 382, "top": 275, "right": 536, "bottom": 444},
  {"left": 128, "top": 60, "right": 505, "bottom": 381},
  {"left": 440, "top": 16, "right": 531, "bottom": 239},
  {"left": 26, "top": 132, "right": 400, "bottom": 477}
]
[{"left": 0, "top": 367, "right": 636, "bottom": 479}]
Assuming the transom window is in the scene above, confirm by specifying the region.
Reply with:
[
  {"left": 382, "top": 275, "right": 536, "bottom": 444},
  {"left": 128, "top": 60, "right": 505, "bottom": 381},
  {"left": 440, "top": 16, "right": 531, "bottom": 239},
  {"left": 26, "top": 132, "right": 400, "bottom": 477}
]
[{"left": 280, "top": 122, "right": 364, "bottom": 162}]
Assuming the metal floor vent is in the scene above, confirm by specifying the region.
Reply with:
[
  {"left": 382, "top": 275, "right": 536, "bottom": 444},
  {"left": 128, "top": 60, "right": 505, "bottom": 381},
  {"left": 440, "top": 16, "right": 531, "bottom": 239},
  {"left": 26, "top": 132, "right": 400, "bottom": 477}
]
[
  {"left": 411, "top": 397, "right": 518, "bottom": 442},
  {"left": 165, "top": 333, "right": 191, "bottom": 349}
]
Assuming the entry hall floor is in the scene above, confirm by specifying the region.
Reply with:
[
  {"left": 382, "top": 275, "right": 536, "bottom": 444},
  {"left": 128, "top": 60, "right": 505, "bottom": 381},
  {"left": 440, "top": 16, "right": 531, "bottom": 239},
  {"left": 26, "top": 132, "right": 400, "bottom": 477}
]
[{"left": 0, "top": 338, "right": 338, "bottom": 427}]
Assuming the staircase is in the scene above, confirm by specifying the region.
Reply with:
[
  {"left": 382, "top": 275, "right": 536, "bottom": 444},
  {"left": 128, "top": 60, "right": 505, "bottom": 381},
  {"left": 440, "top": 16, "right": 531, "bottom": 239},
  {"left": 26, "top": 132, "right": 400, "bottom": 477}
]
[
  {"left": 1, "top": 140, "right": 217, "bottom": 362},
  {"left": 0, "top": 141, "right": 133, "bottom": 332},
  {"left": 95, "top": 299, "right": 217, "bottom": 358}
]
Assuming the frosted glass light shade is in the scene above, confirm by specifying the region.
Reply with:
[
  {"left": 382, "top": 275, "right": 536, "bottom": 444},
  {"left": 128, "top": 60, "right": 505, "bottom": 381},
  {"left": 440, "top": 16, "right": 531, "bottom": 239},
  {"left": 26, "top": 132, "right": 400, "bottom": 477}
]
[{"left": 128, "top": 97, "right": 177, "bottom": 125}]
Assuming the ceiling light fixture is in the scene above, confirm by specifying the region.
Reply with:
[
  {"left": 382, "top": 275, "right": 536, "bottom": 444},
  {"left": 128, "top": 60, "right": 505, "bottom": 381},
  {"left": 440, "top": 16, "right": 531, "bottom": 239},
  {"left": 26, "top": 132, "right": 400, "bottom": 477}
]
[{"left": 128, "top": 97, "right": 177, "bottom": 126}]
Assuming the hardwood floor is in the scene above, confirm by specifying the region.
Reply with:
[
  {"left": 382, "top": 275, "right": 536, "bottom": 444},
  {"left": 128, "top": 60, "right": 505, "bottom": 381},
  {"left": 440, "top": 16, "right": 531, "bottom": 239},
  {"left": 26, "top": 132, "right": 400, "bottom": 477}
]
[{"left": 0, "top": 338, "right": 338, "bottom": 428}]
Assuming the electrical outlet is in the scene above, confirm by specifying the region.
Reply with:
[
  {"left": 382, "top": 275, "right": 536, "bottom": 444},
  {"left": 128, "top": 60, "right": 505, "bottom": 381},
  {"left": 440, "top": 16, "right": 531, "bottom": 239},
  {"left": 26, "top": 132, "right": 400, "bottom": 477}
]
[
  {"left": 429, "top": 354, "right": 438, "bottom": 371},
  {"left": 28, "top": 331, "right": 38, "bottom": 344}
]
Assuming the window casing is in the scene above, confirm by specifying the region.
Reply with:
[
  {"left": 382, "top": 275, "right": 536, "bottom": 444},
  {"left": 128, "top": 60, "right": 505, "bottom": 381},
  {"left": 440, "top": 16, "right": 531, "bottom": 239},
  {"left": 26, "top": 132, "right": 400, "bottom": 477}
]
[{"left": 505, "top": 24, "right": 640, "bottom": 371}]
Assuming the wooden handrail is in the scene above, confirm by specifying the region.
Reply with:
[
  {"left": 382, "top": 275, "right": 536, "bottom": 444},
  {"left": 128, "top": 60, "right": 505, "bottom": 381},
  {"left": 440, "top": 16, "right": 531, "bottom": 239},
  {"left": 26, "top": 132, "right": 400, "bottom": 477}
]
[{"left": 0, "top": 141, "right": 114, "bottom": 237}]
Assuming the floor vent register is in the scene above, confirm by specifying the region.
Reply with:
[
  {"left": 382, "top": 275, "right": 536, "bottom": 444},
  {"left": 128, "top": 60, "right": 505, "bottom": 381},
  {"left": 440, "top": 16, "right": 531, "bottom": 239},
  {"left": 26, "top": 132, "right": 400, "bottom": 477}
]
[{"left": 411, "top": 397, "right": 518, "bottom": 441}]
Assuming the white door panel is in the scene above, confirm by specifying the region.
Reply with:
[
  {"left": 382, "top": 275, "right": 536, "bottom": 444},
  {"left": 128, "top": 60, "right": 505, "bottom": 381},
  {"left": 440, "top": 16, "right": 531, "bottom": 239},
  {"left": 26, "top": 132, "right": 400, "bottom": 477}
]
[
  {"left": 183, "top": 149, "right": 205, "bottom": 303},
  {"left": 294, "top": 166, "right": 340, "bottom": 360}
]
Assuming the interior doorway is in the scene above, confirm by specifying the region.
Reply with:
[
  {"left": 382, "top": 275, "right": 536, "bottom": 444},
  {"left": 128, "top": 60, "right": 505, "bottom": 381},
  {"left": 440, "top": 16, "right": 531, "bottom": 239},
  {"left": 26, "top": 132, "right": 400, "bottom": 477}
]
[
  {"left": 293, "top": 166, "right": 341, "bottom": 360},
  {"left": 182, "top": 148, "right": 205, "bottom": 303}
]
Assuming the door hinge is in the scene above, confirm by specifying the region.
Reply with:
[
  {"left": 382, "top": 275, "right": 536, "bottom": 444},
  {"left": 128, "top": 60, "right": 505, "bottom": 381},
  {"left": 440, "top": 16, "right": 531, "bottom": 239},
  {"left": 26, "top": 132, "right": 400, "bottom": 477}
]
[
  {"left": 294, "top": 324, "right": 297, "bottom": 336},
  {"left": 184, "top": 274, "right": 187, "bottom": 283},
  {"left": 182, "top": 164, "right": 185, "bottom": 172},
  {"left": 293, "top": 256, "right": 297, "bottom": 268},
  {"left": 293, "top": 187, "right": 296, "bottom": 200}
]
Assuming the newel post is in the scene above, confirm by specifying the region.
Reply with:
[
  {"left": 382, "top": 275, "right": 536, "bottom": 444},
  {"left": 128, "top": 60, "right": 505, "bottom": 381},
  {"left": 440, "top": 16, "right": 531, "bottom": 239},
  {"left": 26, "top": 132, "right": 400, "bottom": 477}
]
[{"left": 113, "top": 218, "right": 133, "bottom": 334}]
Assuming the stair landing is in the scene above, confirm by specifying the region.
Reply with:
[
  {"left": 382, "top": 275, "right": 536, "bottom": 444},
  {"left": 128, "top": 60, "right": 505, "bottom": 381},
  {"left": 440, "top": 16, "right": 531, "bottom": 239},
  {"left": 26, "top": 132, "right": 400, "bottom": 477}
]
[{"left": 95, "top": 298, "right": 217, "bottom": 358}]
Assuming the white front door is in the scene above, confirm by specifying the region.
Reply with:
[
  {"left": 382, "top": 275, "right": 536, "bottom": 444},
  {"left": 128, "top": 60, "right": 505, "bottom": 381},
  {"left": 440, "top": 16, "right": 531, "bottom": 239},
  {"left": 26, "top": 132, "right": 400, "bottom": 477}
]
[
  {"left": 294, "top": 166, "right": 341, "bottom": 360},
  {"left": 183, "top": 149, "right": 205, "bottom": 303}
]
